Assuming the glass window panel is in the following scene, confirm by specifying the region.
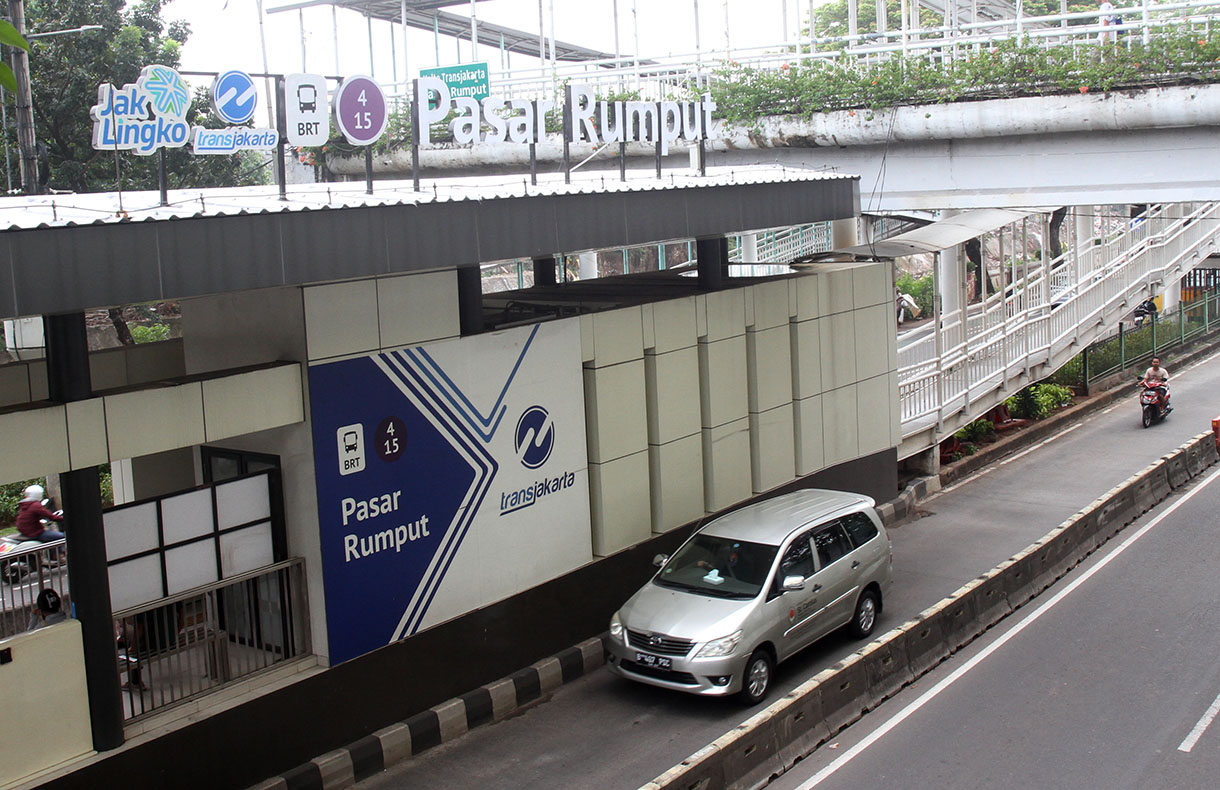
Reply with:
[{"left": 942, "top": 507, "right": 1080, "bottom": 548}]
[
  {"left": 208, "top": 454, "right": 242, "bottom": 483},
  {"left": 216, "top": 474, "right": 271, "bottom": 530},
  {"left": 165, "top": 542, "right": 219, "bottom": 596},
  {"left": 161, "top": 488, "right": 216, "bottom": 546},
  {"left": 220, "top": 522, "right": 274, "bottom": 577},
  {"left": 103, "top": 502, "right": 160, "bottom": 561},
  {"left": 108, "top": 554, "right": 164, "bottom": 612}
]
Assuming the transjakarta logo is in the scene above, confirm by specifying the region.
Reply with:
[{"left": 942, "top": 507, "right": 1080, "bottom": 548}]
[
  {"left": 90, "top": 65, "right": 191, "bottom": 155},
  {"left": 500, "top": 405, "right": 573, "bottom": 516},
  {"left": 514, "top": 405, "right": 554, "bottom": 469},
  {"left": 193, "top": 127, "right": 278, "bottom": 154}
]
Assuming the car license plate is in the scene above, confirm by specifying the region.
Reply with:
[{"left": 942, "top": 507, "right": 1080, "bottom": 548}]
[{"left": 635, "top": 652, "right": 672, "bottom": 670}]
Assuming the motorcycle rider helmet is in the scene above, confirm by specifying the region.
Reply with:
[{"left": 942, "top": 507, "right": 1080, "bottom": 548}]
[{"left": 21, "top": 484, "right": 44, "bottom": 502}]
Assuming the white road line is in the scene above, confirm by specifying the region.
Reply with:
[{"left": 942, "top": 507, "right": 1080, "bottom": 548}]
[
  {"left": 1178, "top": 690, "right": 1220, "bottom": 752},
  {"left": 796, "top": 463, "right": 1220, "bottom": 789},
  {"left": 937, "top": 424, "right": 1082, "bottom": 495}
]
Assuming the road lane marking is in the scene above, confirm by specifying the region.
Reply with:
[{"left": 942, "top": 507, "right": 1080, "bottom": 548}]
[
  {"left": 937, "top": 424, "right": 1081, "bottom": 495},
  {"left": 1178, "top": 690, "right": 1220, "bottom": 752},
  {"left": 796, "top": 463, "right": 1220, "bottom": 789}
]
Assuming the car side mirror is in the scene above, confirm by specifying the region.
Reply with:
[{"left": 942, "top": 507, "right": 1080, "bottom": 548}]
[
  {"left": 782, "top": 575, "right": 805, "bottom": 592},
  {"left": 652, "top": 553, "right": 668, "bottom": 568}
]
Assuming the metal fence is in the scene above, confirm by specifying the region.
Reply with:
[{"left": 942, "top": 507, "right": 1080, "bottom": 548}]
[
  {"left": 0, "top": 539, "right": 69, "bottom": 639},
  {"left": 114, "top": 558, "right": 309, "bottom": 722}
]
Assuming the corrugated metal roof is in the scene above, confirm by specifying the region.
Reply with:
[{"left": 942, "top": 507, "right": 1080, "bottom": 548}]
[{"left": 0, "top": 167, "right": 852, "bottom": 233}]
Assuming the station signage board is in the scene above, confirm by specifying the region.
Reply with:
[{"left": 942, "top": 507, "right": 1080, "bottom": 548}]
[{"left": 420, "top": 62, "right": 490, "bottom": 102}]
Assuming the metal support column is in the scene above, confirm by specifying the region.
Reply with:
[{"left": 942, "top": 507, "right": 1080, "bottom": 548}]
[
  {"left": 533, "top": 255, "right": 557, "bottom": 287},
  {"left": 456, "top": 266, "right": 484, "bottom": 335},
  {"left": 696, "top": 237, "right": 726, "bottom": 291},
  {"left": 44, "top": 312, "right": 123, "bottom": 751}
]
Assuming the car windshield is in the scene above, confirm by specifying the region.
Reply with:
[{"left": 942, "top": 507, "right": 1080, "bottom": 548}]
[{"left": 654, "top": 534, "right": 778, "bottom": 600}]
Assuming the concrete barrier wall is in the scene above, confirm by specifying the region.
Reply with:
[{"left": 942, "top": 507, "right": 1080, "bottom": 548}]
[{"left": 643, "top": 431, "right": 1219, "bottom": 790}]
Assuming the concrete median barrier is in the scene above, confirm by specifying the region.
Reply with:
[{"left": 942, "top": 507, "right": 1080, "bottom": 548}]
[
  {"left": 645, "top": 432, "right": 1219, "bottom": 790},
  {"left": 860, "top": 627, "right": 914, "bottom": 708}
]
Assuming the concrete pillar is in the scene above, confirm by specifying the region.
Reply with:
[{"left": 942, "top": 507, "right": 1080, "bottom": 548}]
[
  {"left": 831, "top": 217, "right": 858, "bottom": 249},
  {"left": 44, "top": 312, "right": 124, "bottom": 751},
  {"left": 740, "top": 233, "right": 758, "bottom": 263},
  {"left": 532, "top": 255, "right": 557, "bottom": 287},
  {"left": 456, "top": 266, "right": 484, "bottom": 335},
  {"left": 696, "top": 236, "right": 727, "bottom": 291},
  {"left": 578, "top": 251, "right": 597, "bottom": 281}
]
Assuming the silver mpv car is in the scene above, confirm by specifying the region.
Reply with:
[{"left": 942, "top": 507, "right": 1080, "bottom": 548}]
[{"left": 606, "top": 489, "right": 893, "bottom": 704}]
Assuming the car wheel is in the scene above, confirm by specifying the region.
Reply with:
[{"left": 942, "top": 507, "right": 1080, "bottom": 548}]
[
  {"left": 848, "top": 589, "right": 880, "bottom": 639},
  {"left": 738, "top": 649, "right": 773, "bottom": 706}
]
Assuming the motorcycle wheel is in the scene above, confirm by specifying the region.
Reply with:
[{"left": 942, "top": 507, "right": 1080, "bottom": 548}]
[
  {"left": 1, "top": 560, "right": 27, "bottom": 584},
  {"left": 1142, "top": 405, "right": 1154, "bottom": 428}
]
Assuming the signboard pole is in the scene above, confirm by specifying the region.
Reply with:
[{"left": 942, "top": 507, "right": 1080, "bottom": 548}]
[
  {"left": 410, "top": 81, "right": 421, "bottom": 192},
  {"left": 275, "top": 75, "right": 288, "bottom": 200},
  {"left": 529, "top": 100, "right": 538, "bottom": 187},
  {"left": 620, "top": 141, "right": 626, "bottom": 182},
  {"left": 365, "top": 146, "right": 374, "bottom": 195},
  {"left": 562, "top": 84, "right": 572, "bottom": 185},
  {"left": 158, "top": 149, "right": 168, "bottom": 207},
  {"left": 655, "top": 101, "right": 663, "bottom": 179}
]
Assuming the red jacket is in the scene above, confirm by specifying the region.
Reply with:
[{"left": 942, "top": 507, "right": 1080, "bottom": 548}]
[{"left": 16, "top": 500, "right": 61, "bottom": 539}]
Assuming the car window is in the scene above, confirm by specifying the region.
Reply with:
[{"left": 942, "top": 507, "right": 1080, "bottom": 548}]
[
  {"left": 779, "top": 533, "right": 815, "bottom": 578},
  {"left": 654, "top": 534, "right": 778, "bottom": 600},
  {"left": 841, "top": 511, "right": 879, "bottom": 548},
  {"left": 813, "top": 523, "right": 854, "bottom": 569}
]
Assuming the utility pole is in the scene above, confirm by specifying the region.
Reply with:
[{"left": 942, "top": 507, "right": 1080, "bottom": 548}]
[{"left": 9, "top": 0, "right": 38, "bottom": 194}]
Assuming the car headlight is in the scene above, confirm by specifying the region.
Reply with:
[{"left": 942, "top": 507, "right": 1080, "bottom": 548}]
[
  {"left": 695, "top": 630, "right": 743, "bottom": 658},
  {"left": 609, "top": 611, "right": 624, "bottom": 640}
]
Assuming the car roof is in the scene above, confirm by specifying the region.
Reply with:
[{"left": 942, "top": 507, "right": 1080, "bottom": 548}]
[{"left": 699, "top": 489, "right": 876, "bottom": 545}]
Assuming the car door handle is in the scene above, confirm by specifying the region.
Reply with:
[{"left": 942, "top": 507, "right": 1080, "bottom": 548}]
[
  {"left": 851, "top": 561, "right": 860, "bottom": 569},
  {"left": 812, "top": 584, "right": 823, "bottom": 592}
]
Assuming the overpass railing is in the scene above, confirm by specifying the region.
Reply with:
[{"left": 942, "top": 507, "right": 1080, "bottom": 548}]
[
  {"left": 471, "top": 1, "right": 1220, "bottom": 102},
  {"left": 898, "top": 202, "right": 1220, "bottom": 445}
]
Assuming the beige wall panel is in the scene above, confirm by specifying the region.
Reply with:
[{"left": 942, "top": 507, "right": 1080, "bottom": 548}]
[
  {"left": 821, "top": 384, "right": 860, "bottom": 467},
  {"left": 819, "top": 311, "right": 858, "bottom": 392},
  {"left": 589, "top": 450, "right": 652, "bottom": 556},
  {"left": 751, "top": 280, "right": 791, "bottom": 331},
  {"left": 649, "top": 433, "right": 705, "bottom": 533},
  {"left": 641, "top": 303, "right": 656, "bottom": 349},
  {"left": 645, "top": 346, "right": 702, "bottom": 445},
  {"left": 699, "top": 336, "right": 748, "bottom": 429},
  {"left": 303, "top": 280, "right": 379, "bottom": 361},
  {"left": 0, "top": 621, "right": 92, "bottom": 785},
  {"left": 0, "top": 405, "right": 67, "bottom": 483},
  {"left": 856, "top": 374, "right": 894, "bottom": 456},
  {"left": 791, "top": 273, "right": 821, "bottom": 322},
  {"left": 88, "top": 350, "right": 128, "bottom": 393},
  {"left": 649, "top": 296, "right": 698, "bottom": 354},
  {"left": 28, "top": 360, "right": 47, "bottom": 401},
  {"left": 853, "top": 261, "right": 891, "bottom": 309},
  {"left": 818, "top": 266, "right": 855, "bottom": 317},
  {"left": 124, "top": 338, "right": 187, "bottom": 385},
  {"left": 702, "top": 416, "right": 752, "bottom": 512},
  {"left": 583, "top": 360, "right": 648, "bottom": 464},
  {"left": 700, "top": 288, "right": 746, "bottom": 343},
  {"left": 181, "top": 286, "right": 307, "bottom": 375},
  {"left": 203, "top": 364, "right": 305, "bottom": 443},
  {"left": 747, "top": 325, "right": 793, "bottom": 414},
  {"left": 588, "top": 306, "right": 644, "bottom": 368},
  {"left": 854, "top": 304, "right": 893, "bottom": 382},
  {"left": 750, "top": 403, "right": 796, "bottom": 494},
  {"left": 794, "top": 395, "right": 825, "bottom": 476},
  {"left": 66, "top": 398, "right": 108, "bottom": 470},
  {"left": 377, "top": 271, "right": 460, "bottom": 349},
  {"left": 579, "top": 313, "right": 595, "bottom": 362},
  {"left": 0, "top": 363, "right": 32, "bottom": 408},
  {"left": 791, "top": 318, "right": 823, "bottom": 401},
  {"left": 889, "top": 371, "right": 902, "bottom": 448},
  {"left": 105, "top": 382, "right": 205, "bottom": 461}
]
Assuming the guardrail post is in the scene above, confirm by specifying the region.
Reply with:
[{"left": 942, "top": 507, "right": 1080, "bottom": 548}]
[
  {"left": 1118, "top": 321, "right": 1125, "bottom": 372},
  {"left": 1180, "top": 303, "right": 1185, "bottom": 345},
  {"left": 1082, "top": 344, "right": 1090, "bottom": 393},
  {"left": 1151, "top": 311, "right": 1157, "bottom": 357}
]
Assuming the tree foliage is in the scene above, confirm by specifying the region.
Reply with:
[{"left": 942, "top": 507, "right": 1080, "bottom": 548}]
[{"left": 14, "top": 0, "right": 265, "bottom": 193}]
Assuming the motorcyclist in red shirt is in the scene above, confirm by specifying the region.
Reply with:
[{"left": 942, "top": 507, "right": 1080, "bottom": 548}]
[{"left": 15, "top": 485, "right": 65, "bottom": 543}]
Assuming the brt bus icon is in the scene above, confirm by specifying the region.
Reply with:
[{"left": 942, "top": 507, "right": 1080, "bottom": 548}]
[{"left": 337, "top": 423, "right": 365, "bottom": 476}]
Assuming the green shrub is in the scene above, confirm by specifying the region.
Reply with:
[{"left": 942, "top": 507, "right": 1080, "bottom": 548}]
[
  {"left": 1006, "top": 383, "right": 1073, "bottom": 420},
  {"left": 130, "top": 323, "right": 171, "bottom": 343},
  {"left": 954, "top": 418, "right": 995, "bottom": 443}
]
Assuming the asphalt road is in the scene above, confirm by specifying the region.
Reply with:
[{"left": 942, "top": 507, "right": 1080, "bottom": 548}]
[
  {"left": 769, "top": 456, "right": 1220, "bottom": 790},
  {"left": 358, "top": 349, "right": 1220, "bottom": 790}
]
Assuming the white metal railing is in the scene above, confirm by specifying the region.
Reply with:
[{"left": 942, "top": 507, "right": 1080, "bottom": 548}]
[
  {"left": 420, "top": 1, "right": 1220, "bottom": 103},
  {"left": 897, "top": 201, "right": 1220, "bottom": 449},
  {"left": 729, "top": 223, "right": 832, "bottom": 264},
  {"left": 0, "top": 539, "right": 68, "bottom": 638}
]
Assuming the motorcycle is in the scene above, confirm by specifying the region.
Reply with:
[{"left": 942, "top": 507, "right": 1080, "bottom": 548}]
[
  {"left": 0, "top": 500, "right": 65, "bottom": 584},
  {"left": 1137, "top": 379, "right": 1171, "bottom": 428},
  {"left": 1133, "top": 301, "right": 1158, "bottom": 328}
]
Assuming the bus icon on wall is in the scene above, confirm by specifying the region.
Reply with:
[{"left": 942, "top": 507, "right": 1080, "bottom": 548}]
[{"left": 337, "top": 423, "right": 365, "bottom": 476}]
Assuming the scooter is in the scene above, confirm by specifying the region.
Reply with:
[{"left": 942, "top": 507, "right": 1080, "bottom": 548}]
[
  {"left": 1137, "top": 379, "right": 1171, "bottom": 428},
  {"left": 0, "top": 501, "right": 64, "bottom": 584},
  {"left": 1133, "top": 301, "right": 1158, "bottom": 328}
]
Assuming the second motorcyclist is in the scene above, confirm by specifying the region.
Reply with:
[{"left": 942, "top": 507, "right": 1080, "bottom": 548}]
[
  {"left": 1142, "top": 357, "right": 1171, "bottom": 413},
  {"left": 16, "top": 485, "right": 65, "bottom": 544}
]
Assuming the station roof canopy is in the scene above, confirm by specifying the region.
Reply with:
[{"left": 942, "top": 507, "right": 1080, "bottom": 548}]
[
  {"left": 268, "top": 0, "right": 626, "bottom": 63},
  {"left": 0, "top": 166, "right": 858, "bottom": 320},
  {"left": 834, "top": 208, "right": 1037, "bottom": 259}
]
